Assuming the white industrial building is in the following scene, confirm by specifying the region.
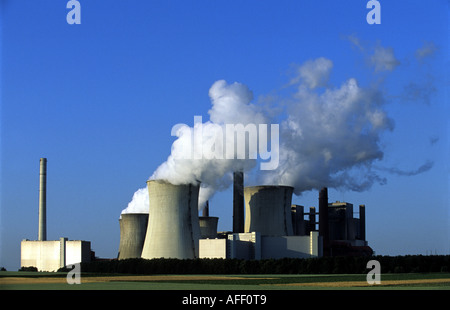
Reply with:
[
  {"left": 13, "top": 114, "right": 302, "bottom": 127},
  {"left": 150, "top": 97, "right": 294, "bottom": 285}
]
[
  {"left": 21, "top": 238, "right": 91, "bottom": 272},
  {"left": 20, "top": 158, "right": 92, "bottom": 272},
  {"left": 199, "top": 231, "right": 321, "bottom": 259}
]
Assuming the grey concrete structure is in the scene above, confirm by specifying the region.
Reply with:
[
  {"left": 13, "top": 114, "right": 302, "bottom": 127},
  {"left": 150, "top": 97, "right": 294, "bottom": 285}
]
[
  {"left": 141, "top": 180, "right": 201, "bottom": 259},
  {"left": 38, "top": 158, "right": 47, "bottom": 241},
  {"left": 244, "top": 185, "right": 294, "bottom": 236},
  {"left": 199, "top": 216, "right": 219, "bottom": 239},
  {"left": 118, "top": 213, "right": 149, "bottom": 259}
]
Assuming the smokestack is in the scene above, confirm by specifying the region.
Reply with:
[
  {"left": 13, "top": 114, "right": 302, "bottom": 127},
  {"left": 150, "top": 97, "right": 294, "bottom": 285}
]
[
  {"left": 38, "top": 158, "right": 47, "bottom": 241},
  {"left": 318, "top": 187, "right": 329, "bottom": 253},
  {"left": 309, "top": 207, "right": 316, "bottom": 232},
  {"left": 359, "top": 204, "right": 366, "bottom": 241},
  {"left": 202, "top": 200, "right": 209, "bottom": 217},
  {"left": 232, "top": 171, "right": 244, "bottom": 233}
]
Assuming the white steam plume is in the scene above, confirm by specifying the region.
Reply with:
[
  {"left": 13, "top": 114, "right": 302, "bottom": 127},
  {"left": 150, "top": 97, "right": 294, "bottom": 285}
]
[
  {"left": 258, "top": 59, "right": 394, "bottom": 194},
  {"left": 120, "top": 187, "right": 149, "bottom": 216},
  {"left": 121, "top": 80, "right": 269, "bottom": 214},
  {"left": 123, "top": 48, "right": 431, "bottom": 215}
]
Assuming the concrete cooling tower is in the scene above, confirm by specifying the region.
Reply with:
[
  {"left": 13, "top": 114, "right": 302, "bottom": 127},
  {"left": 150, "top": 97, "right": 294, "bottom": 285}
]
[
  {"left": 244, "top": 185, "right": 294, "bottom": 236},
  {"left": 141, "top": 180, "right": 201, "bottom": 259},
  {"left": 118, "top": 213, "right": 149, "bottom": 260},
  {"left": 199, "top": 216, "right": 218, "bottom": 239}
]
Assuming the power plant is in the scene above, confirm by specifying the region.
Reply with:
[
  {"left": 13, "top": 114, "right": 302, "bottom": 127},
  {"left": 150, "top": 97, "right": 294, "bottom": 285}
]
[
  {"left": 21, "top": 158, "right": 372, "bottom": 271},
  {"left": 118, "top": 178, "right": 372, "bottom": 261}
]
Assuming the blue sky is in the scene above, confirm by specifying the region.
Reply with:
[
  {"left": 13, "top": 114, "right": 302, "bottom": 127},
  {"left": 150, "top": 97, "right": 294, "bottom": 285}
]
[{"left": 1, "top": 1, "right": 448, "bottom": 270}]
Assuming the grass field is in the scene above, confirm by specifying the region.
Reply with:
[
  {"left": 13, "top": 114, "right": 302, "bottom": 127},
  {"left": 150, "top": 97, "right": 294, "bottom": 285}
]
[{"left": 1, "top": 271, "right": 450, "bottom": 290}]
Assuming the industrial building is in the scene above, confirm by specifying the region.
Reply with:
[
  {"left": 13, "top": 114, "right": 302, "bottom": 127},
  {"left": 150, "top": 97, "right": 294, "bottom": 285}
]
[
  {"left": 117, "top": 174, "right": 323, "bottom": 261},
  {"left": 118, "top": 171, "right": 372, "bottom": 261},
  {"left": 20, "top": 158, "right": 92, "bottom": 272},
  {"left": 198, "top": 184, "right": 322, "bottom": 260},
  {"left": 21, "top": 238, "right": 91, "bottom": 272},
  {"left": 21, "top": 158, "right": 372, "bottom": 271}
]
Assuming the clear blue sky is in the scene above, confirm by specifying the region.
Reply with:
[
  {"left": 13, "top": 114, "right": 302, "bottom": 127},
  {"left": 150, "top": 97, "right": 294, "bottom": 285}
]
[{"left": 1, "top": 0, "right": 448, "bottom": 270}]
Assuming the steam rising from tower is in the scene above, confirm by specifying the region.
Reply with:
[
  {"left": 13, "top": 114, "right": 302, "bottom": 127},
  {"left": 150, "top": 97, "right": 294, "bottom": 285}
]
[{"left": 122, "top": 54, "right": 429, "bottom": 220}]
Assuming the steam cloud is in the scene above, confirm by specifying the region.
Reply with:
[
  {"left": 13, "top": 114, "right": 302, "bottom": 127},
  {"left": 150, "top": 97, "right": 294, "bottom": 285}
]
[
  {"left": 258, "top": 58, "right": 394, "bottom": 194},
  {"left": 121, "top": 40, "right": 436, "bottom": 215},
  {"left": 149, "top": 79, "right": 270, "bottom": 208}
]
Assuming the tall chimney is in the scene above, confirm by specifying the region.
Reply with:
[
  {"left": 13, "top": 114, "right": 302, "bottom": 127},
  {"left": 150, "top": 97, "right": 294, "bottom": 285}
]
[
  {"left": 308, "top": 207, "right": 316, "bottom": 232},
  {"left": 232, "top": 171, "right": 244, "bottom": 233},
  {"left": 318, "top": 187, "right": 329, "bottom": 254},
  {"left": 38, "top": 158, "right": 47, "bottom": 241},
  {"left": 359, "top": 204, "right": 366, "bottom": 241},
  {"left": 202, "top": 200, "right": 209, "bottom": 217}
]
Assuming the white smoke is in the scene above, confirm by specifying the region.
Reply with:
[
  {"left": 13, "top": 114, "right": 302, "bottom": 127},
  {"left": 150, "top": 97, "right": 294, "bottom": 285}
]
[
  {"left": 148, "top": 80, "right": 270, "bottom": 209},
  {"left": 120, "top": 187, "right": 149, "bottom": 216},
  {"left": 122, "top": 44, "right": 433, "bottom": 215},
  {"left": 258, "top": 59, "right": 395, "bottom": 194},
  {"left": 121, "top": 81, "right": 268, "bottom": 214}
]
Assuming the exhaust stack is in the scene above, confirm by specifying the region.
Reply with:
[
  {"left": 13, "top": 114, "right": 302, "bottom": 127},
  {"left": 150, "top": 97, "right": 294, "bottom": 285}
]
[
  {"left": 38, "top": 158, "right": 47, "bottom": 241},
  {"left": 359, "top": 204, "right": 366, "bottom": 241},
  {"left": 318, "top": 187, "right": 329, "bottom": 254},
  {"left": 232, "top": 171, "right": 244, "bottom": 233}
]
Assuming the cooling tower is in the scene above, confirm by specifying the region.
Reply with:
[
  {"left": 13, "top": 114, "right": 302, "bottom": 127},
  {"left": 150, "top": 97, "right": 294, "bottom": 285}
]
[
  {"left": 199, "top": 216, "right": 219, "bottom": 239},
  {"left": 38, "top": 158, "right": 47, "bottom": 241},
  {"left": 244, "top": 185, "right": 294, "bottom": 236},
  {"left": 141, "top": 180, "right": 200, "bottom": 259},
  {"left": 118, "top": 213, "right": 149, "bottom": 260}
]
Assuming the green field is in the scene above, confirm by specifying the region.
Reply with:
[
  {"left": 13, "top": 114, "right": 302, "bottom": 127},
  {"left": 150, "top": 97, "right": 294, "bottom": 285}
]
[{"left": 1, "top": 271, "right": 450, "bottom": 290}]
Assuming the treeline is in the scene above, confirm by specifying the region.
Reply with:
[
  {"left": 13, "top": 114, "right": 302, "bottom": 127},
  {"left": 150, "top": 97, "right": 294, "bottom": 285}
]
[{"left": 78, "top": 255, "right": 450, "bottom": 275}]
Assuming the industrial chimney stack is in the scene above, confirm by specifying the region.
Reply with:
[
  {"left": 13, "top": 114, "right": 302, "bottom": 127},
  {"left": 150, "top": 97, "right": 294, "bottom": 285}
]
[
  {"left": 318, "top": 187, "right": 329, "bottom": 255},
  {"left": 359, "top": 204, "right": 366, "bottom": 241},
  {"left": 38, "top": 158, "right": 47, "bottom": 241},
  {"left": 232, "top": 171, "right": 244, "bottom": 233}
]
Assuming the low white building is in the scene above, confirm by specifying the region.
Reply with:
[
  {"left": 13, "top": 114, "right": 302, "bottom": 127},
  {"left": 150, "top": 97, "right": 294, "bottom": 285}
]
[
  {"left": 21, "top": 238, "right": 91, "bottom": 272},
  {"left": 200, "top": 231, "right": 322, "bottom": 260}
]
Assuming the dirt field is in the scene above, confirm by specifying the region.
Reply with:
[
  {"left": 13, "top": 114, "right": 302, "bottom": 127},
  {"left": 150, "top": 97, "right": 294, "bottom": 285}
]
[
  {"left": 1, "top": 274, "right": 450, "bottom": 288},
  {"left": 0, "top": 275, "right": 266, "bottom": 285},
  {"left": 273, "top": 278, "right": 450, "bottom": 287}
]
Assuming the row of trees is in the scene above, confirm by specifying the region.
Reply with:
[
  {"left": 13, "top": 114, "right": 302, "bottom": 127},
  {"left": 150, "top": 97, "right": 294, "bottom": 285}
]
[{"left": 77, "top": 255, "right": 450, "bottom": 275}]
